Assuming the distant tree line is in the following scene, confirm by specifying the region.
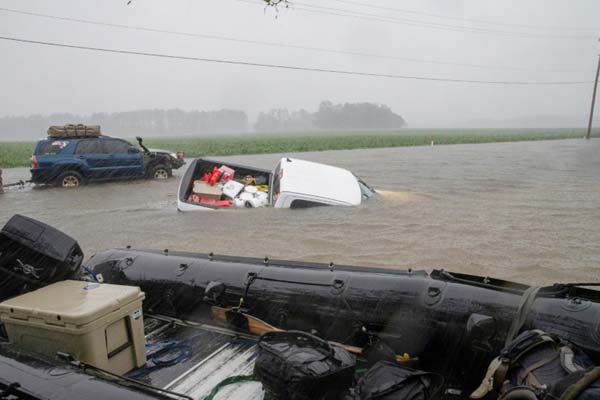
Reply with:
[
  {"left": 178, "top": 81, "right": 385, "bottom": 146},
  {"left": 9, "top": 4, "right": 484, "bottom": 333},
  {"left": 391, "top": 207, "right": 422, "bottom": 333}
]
[
  {"left": 0, "top": 109, "right": 248, "bottom": 139},
  {"left": 0, "top": 101, "right": 406, "bottom": 139},
  {"left": 254, "top": 101, "right": 406, "bottom": 132}
]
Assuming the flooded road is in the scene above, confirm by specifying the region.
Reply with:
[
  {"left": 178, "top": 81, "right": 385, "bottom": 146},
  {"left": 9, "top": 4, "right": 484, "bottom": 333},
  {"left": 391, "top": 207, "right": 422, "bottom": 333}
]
[{"left": 1, "top": 138, "right": 599, "bottom": 285}]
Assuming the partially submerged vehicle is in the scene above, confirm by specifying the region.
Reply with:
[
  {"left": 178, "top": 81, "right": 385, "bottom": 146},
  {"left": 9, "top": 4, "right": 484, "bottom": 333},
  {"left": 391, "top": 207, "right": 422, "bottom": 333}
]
[
  {"left": 177, "top": 157, "right": 375, "bottom": 211},
  {"left": 0, "top": 214, "right": 599, "bottom": 400}
]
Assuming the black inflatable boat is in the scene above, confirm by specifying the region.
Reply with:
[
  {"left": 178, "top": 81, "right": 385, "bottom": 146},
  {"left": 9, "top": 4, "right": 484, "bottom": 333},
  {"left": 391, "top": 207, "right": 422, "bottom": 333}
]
[{"left": 0, "top": 214, "right": 598, "bottom": 400}]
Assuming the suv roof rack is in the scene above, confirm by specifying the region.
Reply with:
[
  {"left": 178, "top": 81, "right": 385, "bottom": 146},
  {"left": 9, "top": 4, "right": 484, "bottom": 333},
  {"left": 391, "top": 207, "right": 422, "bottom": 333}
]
[
  {"left": 47, "top": 135, "right": 105, "bottom": 140},
  {"left": 47, "top": 124, "right": 101, "bottom": 138}
]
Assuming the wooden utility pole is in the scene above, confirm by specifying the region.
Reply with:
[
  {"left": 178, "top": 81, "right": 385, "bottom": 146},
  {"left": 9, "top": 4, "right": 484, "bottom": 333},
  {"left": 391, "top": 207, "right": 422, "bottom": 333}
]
[{"left": 586, "top": 54, "right": 600, "bottom": 140}]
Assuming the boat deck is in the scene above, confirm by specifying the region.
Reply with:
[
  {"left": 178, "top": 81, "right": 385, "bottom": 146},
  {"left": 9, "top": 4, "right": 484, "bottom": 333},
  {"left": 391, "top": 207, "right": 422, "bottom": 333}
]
[{"left": 137, "top": 315, "right": 265, "bottom": 400}]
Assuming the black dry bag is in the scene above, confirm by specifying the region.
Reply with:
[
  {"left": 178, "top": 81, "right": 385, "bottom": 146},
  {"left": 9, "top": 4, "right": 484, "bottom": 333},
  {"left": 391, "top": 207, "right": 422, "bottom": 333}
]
[
  {"left": 353, "top": 361, "right": 443, "bottom": 400},
  {"left": 254, "top": 330, "right": 356, "bottom": 400}
]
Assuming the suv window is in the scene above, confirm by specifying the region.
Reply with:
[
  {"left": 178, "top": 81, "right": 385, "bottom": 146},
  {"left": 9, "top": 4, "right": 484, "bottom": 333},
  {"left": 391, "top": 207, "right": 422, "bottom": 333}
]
[
  {"left": 103, "top": 139, "right": 131, "bottom": 154},
  {"left": 37, "top": 140, "right": 69, "bottom": 155},
  {"left": 75, "top": 139, "right": 103, "bottom": 155}
]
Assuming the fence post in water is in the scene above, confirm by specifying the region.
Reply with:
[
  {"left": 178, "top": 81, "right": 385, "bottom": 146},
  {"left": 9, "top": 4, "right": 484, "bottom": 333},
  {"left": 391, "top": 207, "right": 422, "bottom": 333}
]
[{"left": 0, "top": 169, "right": 3, "bottom": 194}]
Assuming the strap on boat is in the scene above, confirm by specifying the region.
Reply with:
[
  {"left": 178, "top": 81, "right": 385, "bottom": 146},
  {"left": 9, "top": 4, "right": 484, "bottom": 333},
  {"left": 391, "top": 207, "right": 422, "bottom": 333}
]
[
  {"left": 558, "top": 367, "right": 600, "bottom": 400},
  {"left": 505, "top": 286, "right": 541, "bottom": 347},
  {"left": 560, "top": 346, "right": 586, "bottom": 374},
  {"left": 517, "top": 350, "right": 559, "bottom": 387},
  {"left": 471, "top": 357, "right": 504, "bottom": 399}
]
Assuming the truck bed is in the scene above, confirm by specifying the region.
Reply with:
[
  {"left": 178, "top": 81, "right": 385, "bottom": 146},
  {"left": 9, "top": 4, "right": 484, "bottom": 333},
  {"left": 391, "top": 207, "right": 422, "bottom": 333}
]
[{"left": 178, "top": 158, "right": 272, "bottom": 210}]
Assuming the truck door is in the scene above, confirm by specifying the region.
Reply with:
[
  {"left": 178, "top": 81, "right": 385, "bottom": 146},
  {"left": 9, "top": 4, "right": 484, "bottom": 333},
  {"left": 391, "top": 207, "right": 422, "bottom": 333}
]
[
  {"left": 74, "top": 139, "right": 109, "bottom": 179},
  {"left": 101, "top": 139, "right": 144, "bottom": 178},
  {"left": 270, "top": 160, "right": 282, "bottom": 206}
]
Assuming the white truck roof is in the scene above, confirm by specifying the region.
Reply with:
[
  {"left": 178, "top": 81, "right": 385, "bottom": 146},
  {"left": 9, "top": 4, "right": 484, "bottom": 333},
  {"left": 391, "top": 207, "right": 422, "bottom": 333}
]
[{"left": 276, "top": 158, "right": 362, "bottom": 206}]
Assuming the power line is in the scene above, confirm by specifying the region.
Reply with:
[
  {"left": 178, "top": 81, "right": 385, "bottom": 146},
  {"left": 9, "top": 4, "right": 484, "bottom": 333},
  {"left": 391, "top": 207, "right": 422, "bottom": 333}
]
[
  {"left": 325, "top": 0, "right": 599, "bottom": 32},
  {"left": 289, "top": 1, "right": 597, "bottom": 40},
  {"left": 0, "top": 35, "right": 592, "bottom": 85},
  {"left": 236, "top": 0, "right": 596, "bottom": 40},
  {"left": 0, "top": 6, "right": 586, "bottom": 73}
]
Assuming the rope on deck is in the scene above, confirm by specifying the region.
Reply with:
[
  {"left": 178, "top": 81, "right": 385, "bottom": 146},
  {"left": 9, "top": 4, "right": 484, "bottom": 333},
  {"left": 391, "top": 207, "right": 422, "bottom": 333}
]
[{"left": 203, "top": 374, "right": 262, "bottom": 400}]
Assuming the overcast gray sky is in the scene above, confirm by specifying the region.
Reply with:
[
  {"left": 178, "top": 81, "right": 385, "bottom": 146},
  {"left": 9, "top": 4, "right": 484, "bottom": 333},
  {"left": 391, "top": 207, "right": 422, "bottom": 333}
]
[{"left": 0, "top": 0, "right": 599, "bottom": 127}]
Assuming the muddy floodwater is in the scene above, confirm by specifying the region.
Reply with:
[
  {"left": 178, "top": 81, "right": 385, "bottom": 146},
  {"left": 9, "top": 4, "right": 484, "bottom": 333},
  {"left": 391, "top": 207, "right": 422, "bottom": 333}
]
[{"left": 1, "top": 138, "right": 599, "bottom": 285}]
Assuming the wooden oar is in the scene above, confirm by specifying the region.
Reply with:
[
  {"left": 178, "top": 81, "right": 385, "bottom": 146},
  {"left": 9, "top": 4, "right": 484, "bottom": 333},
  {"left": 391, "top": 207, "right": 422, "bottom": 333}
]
[
  {"left": 211, "top": 306, "right": 283, "bottom": 335},
  {"left": 211, "top": 307, "right": 413, "bottom": 362},
  {"left": 211, "top": 306, "right": 363, "bottom": 355}
]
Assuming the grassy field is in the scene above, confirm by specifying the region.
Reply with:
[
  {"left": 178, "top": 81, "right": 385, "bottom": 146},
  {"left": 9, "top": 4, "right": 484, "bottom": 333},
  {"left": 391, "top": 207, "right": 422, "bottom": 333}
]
[
  {"left": 0, "top": 128, "right": 597, "bottom": 168},
  {"left": 0, "top": 141, "right": 36, "bottom": 168}
]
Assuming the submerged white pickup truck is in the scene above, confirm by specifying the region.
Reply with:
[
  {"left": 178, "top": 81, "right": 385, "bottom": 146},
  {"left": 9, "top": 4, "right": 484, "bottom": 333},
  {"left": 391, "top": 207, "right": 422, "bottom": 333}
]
[{"left": 177, "top": 157, "right": 375, "bottom": 211}]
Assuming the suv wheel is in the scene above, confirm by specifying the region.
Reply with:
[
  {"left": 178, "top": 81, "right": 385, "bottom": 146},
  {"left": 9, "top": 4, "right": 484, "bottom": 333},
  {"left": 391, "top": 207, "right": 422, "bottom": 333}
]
[
  {"left": 56, "top": 171, "right": 84, "bottom": 188},
  {"left": 150, "top": 164, "right": 171, "bottom": 180}
]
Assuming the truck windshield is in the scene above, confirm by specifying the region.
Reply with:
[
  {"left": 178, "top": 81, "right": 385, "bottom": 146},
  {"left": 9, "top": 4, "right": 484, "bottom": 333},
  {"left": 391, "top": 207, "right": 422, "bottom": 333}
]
[{"left": 356, "top": 177, "right": 375, "bottom": 199}]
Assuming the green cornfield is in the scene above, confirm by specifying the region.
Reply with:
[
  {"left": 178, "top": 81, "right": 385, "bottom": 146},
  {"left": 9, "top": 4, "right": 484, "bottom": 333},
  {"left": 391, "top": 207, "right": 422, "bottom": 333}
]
[
  {"left": 0, "top": 128, "right": 596, "bottom": 169},
  {"left": 0, "top": 141, "right": 35, "bottom": 168}
]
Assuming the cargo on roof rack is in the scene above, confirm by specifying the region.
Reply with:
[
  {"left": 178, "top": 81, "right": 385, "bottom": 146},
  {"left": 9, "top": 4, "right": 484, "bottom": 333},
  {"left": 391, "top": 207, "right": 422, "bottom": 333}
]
[{"left": 47, "top": 124, "right": 101, "bottom": 138}]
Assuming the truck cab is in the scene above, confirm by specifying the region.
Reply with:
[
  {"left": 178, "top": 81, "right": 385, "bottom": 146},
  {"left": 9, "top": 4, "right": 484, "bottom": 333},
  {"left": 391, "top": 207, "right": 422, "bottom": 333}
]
[
  {"left": 177, "top": 157, "right": 375, "bottom": 211},
  {"left": 270, "top": 158, "right": 368, "bottom": 208}
]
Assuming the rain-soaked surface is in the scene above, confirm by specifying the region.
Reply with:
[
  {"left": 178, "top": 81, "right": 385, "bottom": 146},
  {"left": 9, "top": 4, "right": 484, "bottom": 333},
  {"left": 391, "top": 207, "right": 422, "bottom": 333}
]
[{"left": 1, "top": 138, "right": 599, "bottom": 285}]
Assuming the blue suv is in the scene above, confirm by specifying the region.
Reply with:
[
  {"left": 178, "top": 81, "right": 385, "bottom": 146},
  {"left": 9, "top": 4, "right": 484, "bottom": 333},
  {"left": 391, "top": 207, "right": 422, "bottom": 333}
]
[{"left": 31, "top": 135, "right": 185, "bottom": 188}]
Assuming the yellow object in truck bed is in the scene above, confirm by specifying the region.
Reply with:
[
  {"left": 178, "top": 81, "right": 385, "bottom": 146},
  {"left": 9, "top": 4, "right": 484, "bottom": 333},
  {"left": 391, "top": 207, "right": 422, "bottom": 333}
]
[{"left": 0, "top": 280, "right": 146, "bottom": 375}]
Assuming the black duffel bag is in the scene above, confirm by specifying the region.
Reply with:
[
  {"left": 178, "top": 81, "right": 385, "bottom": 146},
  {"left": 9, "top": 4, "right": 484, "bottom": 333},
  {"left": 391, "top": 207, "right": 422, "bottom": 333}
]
[
  {"left": 352, "top": 361, "right": 443, "bottom": 400},
  {"left": 254, "top": 330, "right": 356, "bottom": 400}
]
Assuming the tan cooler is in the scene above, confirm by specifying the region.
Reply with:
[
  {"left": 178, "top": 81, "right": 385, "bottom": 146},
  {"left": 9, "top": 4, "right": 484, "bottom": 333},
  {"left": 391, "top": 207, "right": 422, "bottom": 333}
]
[{"left": 0, "top": 280, "right": 146, "bottom": 375}]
